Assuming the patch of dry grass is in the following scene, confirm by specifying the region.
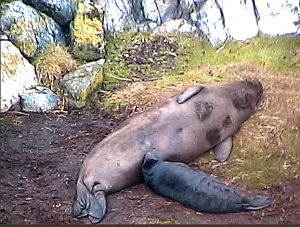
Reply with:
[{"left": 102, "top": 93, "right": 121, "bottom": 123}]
[
  {"left": 33, "top": 43, "right": 78, "bottom": 89},
  {"left": 194, "top": 63, "right": 300, "bottom": 190}
]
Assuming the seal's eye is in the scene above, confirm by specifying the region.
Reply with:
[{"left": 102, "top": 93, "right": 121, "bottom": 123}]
[{"left": 232, "top": 92, "right": 254, "bottom": 110}]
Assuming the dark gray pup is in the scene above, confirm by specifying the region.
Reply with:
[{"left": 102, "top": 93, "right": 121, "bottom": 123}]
[
  {"left": 72, "top": 80, "right": 264, "bottom": 223},
  {"left": 142, "top": 152, "right": 270, "bottom": 213}
]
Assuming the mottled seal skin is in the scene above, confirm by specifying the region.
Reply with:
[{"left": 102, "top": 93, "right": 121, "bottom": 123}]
[
  {"left": 142, "top": 152, "right": 270, "bottom": 213},
  {"left": 72, "top": 80, "right": 264, "bottom": 223}
]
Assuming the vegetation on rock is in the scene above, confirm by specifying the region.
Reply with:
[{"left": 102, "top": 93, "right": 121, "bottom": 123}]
[{"left": 70, "top": 2, "right": 105, "bottom": 61}]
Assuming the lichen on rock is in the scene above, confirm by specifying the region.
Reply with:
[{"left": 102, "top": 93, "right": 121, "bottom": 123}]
[
  {"left": 60, "top": 59, "right": 105, "bottom": 109},
  {"left": 70, "top": 2, "right": 105, "bottom": 61},
  {"left": 1, "top": 1, "right": 66, "bottom": 59}
]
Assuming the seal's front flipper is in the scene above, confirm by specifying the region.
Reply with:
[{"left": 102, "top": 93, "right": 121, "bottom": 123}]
[
  {"left": 214, "top": 137, "right": 232, "bottom": 162},
  {"left": 176, "top": 86, "right": 204, "bottom": 104},
  {"left": 72, "top": 182, "right": 107, "bottom": 224}
]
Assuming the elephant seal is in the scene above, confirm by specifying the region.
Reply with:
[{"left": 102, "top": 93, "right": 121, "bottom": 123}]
[
  {"left": 72, "top": 80, "right": 264, "bottom": 223},
  {"left": 142, "top": 152, "right": 270, "bottom": 213}
]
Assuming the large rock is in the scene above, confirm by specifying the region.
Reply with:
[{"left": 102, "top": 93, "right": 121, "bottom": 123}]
[
  {"left": 96, "top": 0, "right": 136, "bottom": 32},
  {"left": 70, "top": 2, "right": 105, "bottom": 61},
  {"left": 143, "top": 0, "right": 180, "bottom": 30},
  {"left": 255, "top": 0, "right": 300, "bottom": 36},
  {"left": 19, "top": 86, "right": 60, "bottom": 113},
  {"left": 154, "top": 18, "right": 196, "bottom": 34},
  {"left": 23, "top": 0, "right": 76, "bottom": 26},
  {"left": 216, "top": 0, "right": 258, "bottom": 41},
  {"left": 1, "top": 1, "right": 66, "bottom": 58},
  {"left": 191, "top": 0, "right": 227, "bottom": 47},
  {"left": 96, "top": 0, "right": 193, "bottom": 32},
  {"left": 60, "top": 59, "right": 105, "bottom": 109},
  {"left": 1, "top": 41, "right": 38, "bottom": 112}
]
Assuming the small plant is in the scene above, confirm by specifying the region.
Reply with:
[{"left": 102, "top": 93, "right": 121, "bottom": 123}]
[{"left": 33, "top": 43, "right": 78, "bottom": 89}]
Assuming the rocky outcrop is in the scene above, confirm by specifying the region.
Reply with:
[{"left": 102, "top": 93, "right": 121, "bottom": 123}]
[
  {"left": 60, "top": 59, "right": 105, "bottom": 109},
  {"left": 70, "top": 2, "right": 105, "bottom": 61},
  {"left": 19, "top": 86, "right": 60, "bottom": 113},
  {"left": 217, "top": 0, "right": 258, "bottom": 41},
  {"left": 1, "top": 1, "right": 66, "bottom": 58},
  {"left": 1, "top": 40, "right": 38, "bottom": 112},
  {"left": 23, "top": 0, "right": 76, "bottom": 26},
  {"left": 95, "top": 0, "right": 299, "bottom": 46},
  {"left": 255, "top": 0, "right": 300, "bottom": 36},
  {"left": 154, "top": 18, "right": 196, "bottom": 34},
  {"left": 190, "top": 0, "right": 226, "bottom": 47}
]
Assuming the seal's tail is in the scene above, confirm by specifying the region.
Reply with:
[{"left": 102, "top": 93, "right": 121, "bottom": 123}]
[
  {"left": 72, "top": 181, "right": 106, "bottom": 224},
  {"left": 243, "top": 195, "right": 270, "bottom": 211}
]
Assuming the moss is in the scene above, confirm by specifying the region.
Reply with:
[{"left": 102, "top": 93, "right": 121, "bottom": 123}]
[
  {"left": 103, "top": 31, "right": 178, "bottom": 91},
  {"left": 102, "top": 96, "right": 128, "bottom": 111},
  {"left": 77, "top": 68, "right": 104, "bottom": 107},
  {"left": 71, "top": 2, "right": 104, "bottom": 61},
  {"left": 9, "top": 17, "right": 37, "bottom": 58}
]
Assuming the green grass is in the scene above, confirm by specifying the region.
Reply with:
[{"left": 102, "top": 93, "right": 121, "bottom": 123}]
[
  {"left": 102, "top": 31, "right": 299, "bottom": 190},
  {"left": 103, "top": 32, "right": 299, "bottom": 90},
  {"left": 175, "top": 34, "right": 299, "bottom": 76}
]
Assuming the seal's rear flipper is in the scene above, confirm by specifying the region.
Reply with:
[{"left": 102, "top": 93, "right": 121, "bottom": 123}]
[
  {"left": 72, "top": 182, "right": 106, "bottom": 224},
  {"left": 243, "top": 195, "right": 270, "bottom": 211}
]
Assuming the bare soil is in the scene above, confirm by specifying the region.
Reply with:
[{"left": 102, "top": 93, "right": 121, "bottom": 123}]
[
  {"left": 1, "top": 34, "right": 299, "bottom": 224},
  {"left": 1, "top": 88, "right": 299, "bottom": 225}
]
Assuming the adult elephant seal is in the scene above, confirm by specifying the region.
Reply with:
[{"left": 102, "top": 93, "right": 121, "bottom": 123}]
[
  {"left": 72, "top": 80, "right": 264, "bottom": 223},
  {"left": 142, "top": 152, "right": 270, "bottom": 213}
]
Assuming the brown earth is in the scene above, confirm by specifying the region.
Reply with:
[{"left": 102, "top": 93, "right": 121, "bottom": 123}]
[{"left": 1, "top": 86, "right": 299, "bottom": 225}]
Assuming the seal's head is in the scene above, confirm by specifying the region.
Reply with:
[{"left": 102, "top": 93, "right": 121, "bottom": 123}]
[{"left": 227, "top": 80, "right": 264, "bottom": 110}]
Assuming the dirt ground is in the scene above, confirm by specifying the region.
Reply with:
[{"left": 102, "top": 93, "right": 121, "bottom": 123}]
[
  {"left": 1, "top": 34, "right": 300, "bottom": 224},
  {"left": 1, "top": 85, "right": 299, "bottom": 225}
]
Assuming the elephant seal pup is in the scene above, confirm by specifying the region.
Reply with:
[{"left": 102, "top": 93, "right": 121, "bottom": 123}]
[
  {"left": 72, "top": 80, "right": 264, "bottom": 223},
  {"left": 142, "top": 152, "right": 270, "bottom": 213}
]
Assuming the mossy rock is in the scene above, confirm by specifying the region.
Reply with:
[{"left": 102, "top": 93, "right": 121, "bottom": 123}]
[
  {"left": 70, "top": 2, "right": 105, "bottom": 61},
  {"left": 60, "top": 59, "right": 105, "bottom": 109}
]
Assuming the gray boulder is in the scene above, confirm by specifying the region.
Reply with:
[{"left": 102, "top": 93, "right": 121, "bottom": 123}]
[
  {"left": 60, "top": 59, "right": 105, "bottom": 109},
  {"left": 19, "top": 86, "right": 60, "bottom": 113},
  {"left": 1, "top": 40, "right": 38, "bottom": 112},
  {"left": 216, "top": 0, "right": 258, "bottom": 41},
  {"left": 23, "top": 0, "right": 76, "bottom": 26},
  {"left": 143, "top": 0, "right": 181, "bottom": 30},
  {"left": 154, "top": 18, "right": 196, "bottom": 34},
  {"left": 191, "top": 0, "right": 227, "bottom": 47},
  {"left": 96, "top": 0, "right": 136, "bottom": 32},
  {"left": 1, "top": 1, "right": 66, "bottom": 58},
  {"left": 255, "top": 0, "right": 300, "bottom": 36}
]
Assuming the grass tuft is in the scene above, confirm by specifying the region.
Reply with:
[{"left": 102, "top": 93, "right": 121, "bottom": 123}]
[{"left": 32, "top": 43, "right": 78, "bottom": 90}]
